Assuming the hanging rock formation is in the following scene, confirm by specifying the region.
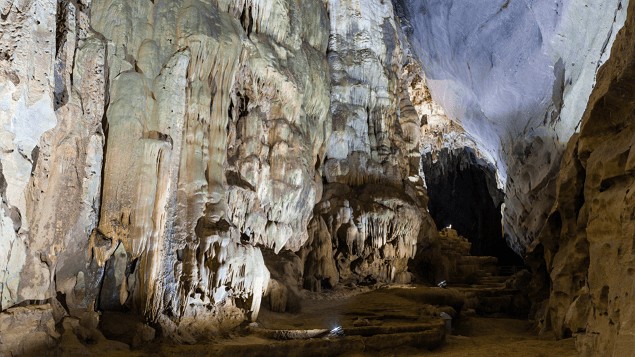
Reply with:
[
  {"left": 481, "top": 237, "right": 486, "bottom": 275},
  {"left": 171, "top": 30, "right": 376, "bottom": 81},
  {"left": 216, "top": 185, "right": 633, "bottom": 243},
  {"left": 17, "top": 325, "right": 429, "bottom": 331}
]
[
  {"left": 1, "top": 0, "right": 439, "bottom": 347},
  {"left": 1, "top": 0, "right": 634, "bottom": 356},
  {"left": 303, "top": 0, "right": 439, "bottom": 290},
  {"left": 90, "top": 0, "right": 334, "bottom": 340},
  {"left": 302, "top": 184, "right": 423, "bottom": 290},
  {"left": 1, "top": 0, "right": 332, "bottom": 344}
]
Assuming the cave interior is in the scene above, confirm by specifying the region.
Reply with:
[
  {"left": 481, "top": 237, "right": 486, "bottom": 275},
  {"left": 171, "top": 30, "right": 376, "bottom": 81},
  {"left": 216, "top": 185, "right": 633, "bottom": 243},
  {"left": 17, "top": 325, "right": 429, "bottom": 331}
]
[{"left": 0, "top": 0, "right": 633, "bottom": 356}]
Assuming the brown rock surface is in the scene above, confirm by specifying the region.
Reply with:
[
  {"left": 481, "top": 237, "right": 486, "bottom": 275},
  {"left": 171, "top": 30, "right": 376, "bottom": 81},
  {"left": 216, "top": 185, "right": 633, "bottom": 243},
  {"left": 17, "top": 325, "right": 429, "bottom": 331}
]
[
  {"left": 534, "top": 1, "right": 635, "bottom": 355},
  {"left": 0, "top": 304, "right": 59, "bottom": 356}
]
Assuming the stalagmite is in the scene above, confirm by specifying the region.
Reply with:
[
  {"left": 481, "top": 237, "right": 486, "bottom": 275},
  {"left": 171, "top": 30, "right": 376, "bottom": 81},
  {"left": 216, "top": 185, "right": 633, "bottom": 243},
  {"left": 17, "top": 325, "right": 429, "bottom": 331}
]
[{"left": 0, "top": 0, "right": 633, "bottom": 355}]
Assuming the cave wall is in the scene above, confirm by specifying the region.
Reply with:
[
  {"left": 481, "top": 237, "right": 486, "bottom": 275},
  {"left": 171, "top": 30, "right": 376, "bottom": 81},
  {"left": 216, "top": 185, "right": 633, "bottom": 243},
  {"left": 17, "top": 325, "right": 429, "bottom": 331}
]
[
  {"left": 302, "top": 0, "right": 438, "bottom": 290},
  {"left": 535, "top": 2, "right": 635, "bottom": 355},
  {"left": 0, "top": 0, "right": 443, "bottom": 351},
  {"left": 3, "top": 0, "right": 632, "bottom": 356},
  {"left": 0, "top": 0, "right": 333, "bottom": 346},
  {"left": 393, "top": 0, "right": 628, "bottom": 255}
]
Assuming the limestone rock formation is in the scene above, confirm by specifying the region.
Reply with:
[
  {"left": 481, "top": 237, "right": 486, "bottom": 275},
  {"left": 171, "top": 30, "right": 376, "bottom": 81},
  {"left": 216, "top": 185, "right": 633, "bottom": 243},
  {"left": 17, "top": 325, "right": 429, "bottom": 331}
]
[
  {"left": 90, "top": 0, "right": 334, "bottom": 340},
  {"left": 1, "top": 0, "right": 106, "bottom": 328},
  {"left": 1, "top": 0, "right": 440, "bottom": 347},
  {"left": 533, "top": 2, "right": 635, "bottom": 355},
  {"left": 301, "top": 0, "right": 439, "bottom": 290},
  {"left": 1, "top": 0, "right": 633, "bottom": 356},
  {"left": 302, "top": 184, "right": 422, "bottom": 290},
  {"left": 394, "top": 0, "right": 628, "bottom": 255},
  {"left": 1, "top": 0, "right": 333, "bottom": 344}
]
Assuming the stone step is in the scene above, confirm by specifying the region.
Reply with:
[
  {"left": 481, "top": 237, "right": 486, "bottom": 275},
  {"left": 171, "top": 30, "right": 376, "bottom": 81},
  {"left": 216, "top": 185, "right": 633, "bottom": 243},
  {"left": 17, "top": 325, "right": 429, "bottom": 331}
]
[
  {"left": 476, "top": 283, "right": 507, "bottom": 288},
  {"left": 250, "top": 321, "right": 445, "bottom": 340},
  {"left": 478, "top": 277, "right": 508, "bottom": 284},
  {"left": 199, "top": 321, "right": 446, "bottom": 357}
]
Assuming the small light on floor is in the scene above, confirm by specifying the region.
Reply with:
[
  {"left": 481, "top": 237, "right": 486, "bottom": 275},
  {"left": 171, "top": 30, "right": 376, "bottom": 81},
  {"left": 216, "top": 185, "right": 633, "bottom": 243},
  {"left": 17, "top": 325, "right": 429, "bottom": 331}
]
[{"left": 330, "top": 326, "right": 343, "bottom": 336}]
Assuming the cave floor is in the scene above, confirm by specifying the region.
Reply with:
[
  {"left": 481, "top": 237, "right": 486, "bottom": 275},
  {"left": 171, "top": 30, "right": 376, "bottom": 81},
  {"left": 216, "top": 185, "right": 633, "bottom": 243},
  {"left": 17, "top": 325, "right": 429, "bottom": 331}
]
[
  {"left": 66, "top": 286, "right": 579, "bottom": 356},
  {"left": 156, "top": 285, "right": 578, "bottom": 357},
  {"left": 422, "top": 317, "right": 578, "bottom": 357},
  {"left": 257, "top": 284, "right": 459, "bottom": 331},
  {"left": 252, "top": 285, "right": 578, "bottom": 357}
]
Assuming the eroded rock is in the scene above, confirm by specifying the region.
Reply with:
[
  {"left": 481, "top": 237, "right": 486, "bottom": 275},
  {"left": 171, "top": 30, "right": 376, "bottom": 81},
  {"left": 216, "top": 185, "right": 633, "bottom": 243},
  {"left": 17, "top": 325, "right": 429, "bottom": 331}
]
[
  {"left": 534, "top": 2, "right": 635, "bottom": 355},
  {"left": 0, "top": 304, "right": 59, "bottom": 356}
]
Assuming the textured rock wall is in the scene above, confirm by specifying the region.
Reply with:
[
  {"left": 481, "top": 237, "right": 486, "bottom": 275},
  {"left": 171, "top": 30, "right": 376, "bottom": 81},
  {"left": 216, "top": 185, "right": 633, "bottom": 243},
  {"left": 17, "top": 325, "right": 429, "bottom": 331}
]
[
  {"left": 533, "top": 2, "right": 635, "bottom": 355},
  {"left": 300, "top": 0, "right": 438, "bottom": 290},
  {"left": 1, "top": 0, "right": 105, "bottom": 322},
  {"left": 1, "top": 0, "right": 332, "bottom": 343},
  {"left": 12, "top": 1, "right": 635, "bottom": 356},
  {"left": 1, "top": 0, "right": 442, "bottom": 347},
  {"left": 325, "top": 0, "right": 411, "bottom": 187},
  {"left": 1, "top": 0, "right": 107, "bottom": 351},
  {"left": 117, "top": 0, "right": 329, "bottom": 337}
]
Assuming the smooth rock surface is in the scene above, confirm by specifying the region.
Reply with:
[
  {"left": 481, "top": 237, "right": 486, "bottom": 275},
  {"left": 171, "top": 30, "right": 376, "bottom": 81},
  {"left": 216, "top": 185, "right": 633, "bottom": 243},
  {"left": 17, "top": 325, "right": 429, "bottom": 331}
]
[{"left": 394, "top": 0, "right": 628, "bottom": 253}]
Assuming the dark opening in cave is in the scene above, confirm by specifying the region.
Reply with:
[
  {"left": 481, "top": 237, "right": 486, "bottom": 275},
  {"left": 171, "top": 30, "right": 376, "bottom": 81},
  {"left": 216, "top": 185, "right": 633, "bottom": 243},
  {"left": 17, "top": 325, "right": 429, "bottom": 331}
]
[{"left": 422, "top": 147, "right": 524, "bottom": 266}]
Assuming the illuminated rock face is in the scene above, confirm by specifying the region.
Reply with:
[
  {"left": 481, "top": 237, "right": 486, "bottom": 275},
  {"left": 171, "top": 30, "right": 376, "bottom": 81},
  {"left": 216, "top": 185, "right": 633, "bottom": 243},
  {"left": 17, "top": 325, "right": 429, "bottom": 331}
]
[
  {"left": 1, "top": 0, "right": 331, "bottom": 342},
  {"left": 312, "top": 0, "right": 438, "bottom": 289},
  {"left": 394, "top": 0, "right": 628, "bottom": 253},
  {"left": 1, "top": 0, "right": 106, "bottom": 317},
  {"left": 0, "top": 0, "right": 436, "bottom": 344},
  {"left": 1, "top": 0, "right": 633, "bottom": 355},
  {"left": 88, "top": 0, "right": 332, "bottom": 339}
]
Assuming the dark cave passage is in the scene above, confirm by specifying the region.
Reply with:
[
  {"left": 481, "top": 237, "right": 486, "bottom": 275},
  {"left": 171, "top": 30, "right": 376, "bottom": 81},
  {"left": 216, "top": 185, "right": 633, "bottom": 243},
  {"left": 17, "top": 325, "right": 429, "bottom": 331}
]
[{"left": 422, "top": 148, "right": 523, "bottom": 266}]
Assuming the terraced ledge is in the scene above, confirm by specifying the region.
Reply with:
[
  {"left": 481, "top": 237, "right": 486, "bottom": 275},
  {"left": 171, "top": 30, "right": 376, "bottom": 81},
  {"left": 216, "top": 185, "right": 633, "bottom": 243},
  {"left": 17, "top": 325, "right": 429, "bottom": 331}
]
[
  {"left": 249, "top": 320, "right": 445, "bottom": 339},
  {"left": 203, "top": 326, "right": 445, "bottom": 357}
]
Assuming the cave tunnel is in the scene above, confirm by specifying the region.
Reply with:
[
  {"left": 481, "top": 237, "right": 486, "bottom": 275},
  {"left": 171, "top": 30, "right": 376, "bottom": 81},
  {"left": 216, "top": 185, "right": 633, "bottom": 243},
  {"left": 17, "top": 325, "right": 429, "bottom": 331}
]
[
  {"left": 421, "top": 147, "right": 524, "bottom": 266},
  {"left": 3, "top": 0, "right": 632, "bottom": 355}
]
